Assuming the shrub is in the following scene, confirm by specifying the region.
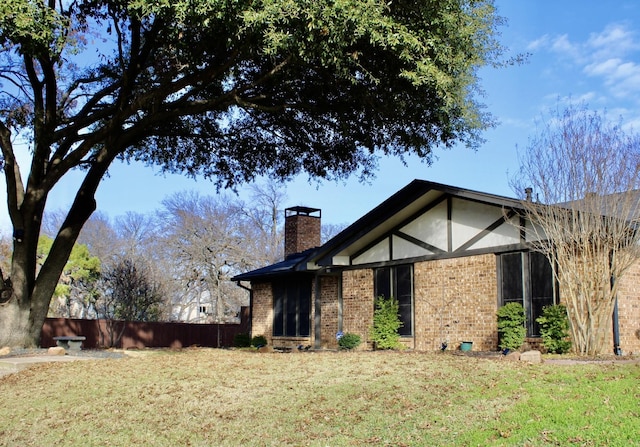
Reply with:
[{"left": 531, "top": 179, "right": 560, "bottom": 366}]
[
  {"left": 369, "top": 296, "right": 403, "bottom": 350},
  {"left": 337, "top": 332, "right": 361, "bottom": 350},
  {"left": 497, "top": 302, "right": 526, "bottom": 351},
  {"left": 233, "top": 333, "right": 251, "bottom": 348},
  {"left": 536, "top": 304, "right": 572, "bottom": 354},
  {"left": 251, "top": 335, "right": 268, "bottom": 348}
]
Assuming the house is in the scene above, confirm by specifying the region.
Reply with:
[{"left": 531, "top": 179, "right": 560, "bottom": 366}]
[{"left": 233, "top": 180, "right": 640, "bottom": 353}]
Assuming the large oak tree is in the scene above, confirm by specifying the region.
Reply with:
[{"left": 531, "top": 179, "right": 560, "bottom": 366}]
[{"left": 0, "top": 0, "right": 508, "bottom": 346}]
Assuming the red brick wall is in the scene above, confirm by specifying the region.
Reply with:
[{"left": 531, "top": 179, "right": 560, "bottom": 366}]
[
  {"left": 284, "top": 214, "right": 321, "bottom": 257},
  {"left": 334, "top": 255, "right": 499, "bottom": 352},
  {"left": 341, "top": 269, "right": 374, "bottom": 349},
  {"left": 413, "top": 254, "right": 498, "bottom": 351},
  {"left": 614, "top": 262, "right": 640, "bottom": 355},
  {"left": 250, "top": 253, "right": 640, "bottom": 354},
  {"left": 251, "top": 282, "right": 273, "bottom": 343},
  {"left": 319, "top": 275, "right": 341, "bottom": 349}
]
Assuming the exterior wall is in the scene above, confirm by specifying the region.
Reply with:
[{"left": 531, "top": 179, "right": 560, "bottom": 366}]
[
  {"left": 252, "top": 280, "right": 314, "bottom": 350},
  {"left": 319, "top": 275, "right": 341, "bottom": 349},
  {"left": 614, "top": 262, "right": 640, "bottom": 355},
  {"left": 334, "top": 255, "right": 499, "bottom": 352},
  {"left": 250, "top": 282, "right": 273, "bottom": 343},
  {"left": 414, "top": 254, "right": 499, "bottom": 351},
  {"left": 341, "top": 269, "right": 375, "bottom": 349}
]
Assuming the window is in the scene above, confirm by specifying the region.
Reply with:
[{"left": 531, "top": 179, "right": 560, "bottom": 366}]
[
  {"left": 499, "top": 252, "right": 556, "bottom": 337},
  {"left": 374, "top": 265, "right": 413, "bottom": 336},
  {"left": 272, "top": 277, "right": 311, "bottom": 337}
]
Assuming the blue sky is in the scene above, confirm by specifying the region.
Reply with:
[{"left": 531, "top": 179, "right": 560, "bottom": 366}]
[{"left": 3, "top": 0, "right": 640, "bottom": 233}]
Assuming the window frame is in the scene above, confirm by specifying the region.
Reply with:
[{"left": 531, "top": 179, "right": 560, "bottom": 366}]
[
  {"left": 272, "top": 276, "right": 312, "bottom": 338},
  {"left": 374, "top": 264, "right": 414, "bottom": 337},
  {"left": 498, "top": 251, "right": 557, "bottom": 337}
]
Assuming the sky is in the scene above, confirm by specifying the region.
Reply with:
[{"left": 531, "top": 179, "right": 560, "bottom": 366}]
[{"left": 2, "top": 0, "right": 640, "bottom": 233}]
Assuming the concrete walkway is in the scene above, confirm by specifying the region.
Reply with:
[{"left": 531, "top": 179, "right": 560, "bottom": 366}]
[{"left": 0, "top": 354, "right": 100, "bottom": 378}]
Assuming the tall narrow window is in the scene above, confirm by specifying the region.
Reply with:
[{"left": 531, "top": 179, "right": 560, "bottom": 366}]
[
  {"left": 272, "top": 277, "right": 311, "bottom": 337},
  {"left": 499, "top": 252, "right": 556, "bottom": 336},
  {"left": 374, "top": 265, "right": 413, "bottom": 336}
]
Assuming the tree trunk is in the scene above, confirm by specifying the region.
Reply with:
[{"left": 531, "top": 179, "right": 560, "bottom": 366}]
[
  {"left": 566, "top": 296, "right": 615, "bottom": 356},
  {"left": 0, "top": 299, "right": 33, "bottom": 347},
  {"left": 1, "top": 159, "right": 106, "bottom": 347}
]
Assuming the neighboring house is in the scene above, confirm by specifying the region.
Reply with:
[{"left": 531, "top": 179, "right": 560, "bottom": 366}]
[{"left": 233, "top": 180, "right": 640, "bottom": 353}]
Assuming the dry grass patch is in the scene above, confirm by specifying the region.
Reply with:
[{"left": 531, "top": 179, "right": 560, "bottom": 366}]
[{"left": 0, "top": 349, "right": 637, "bottom": 446}]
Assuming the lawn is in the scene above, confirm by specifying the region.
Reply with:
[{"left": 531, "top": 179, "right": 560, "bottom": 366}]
[{"left": 0, "top": 349, "right": 638, "bottom": 446}]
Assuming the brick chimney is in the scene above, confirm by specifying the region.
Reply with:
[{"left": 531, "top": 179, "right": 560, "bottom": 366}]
[{"left": 284, "top": 206, "right": 321, "bottom": 258}]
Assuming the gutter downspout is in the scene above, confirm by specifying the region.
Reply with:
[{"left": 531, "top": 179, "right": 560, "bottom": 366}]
[
  {"left": 236, "top": 281, "right": 253, "bottom": 337},
  {"left": 612, "top": 296, "right": 622, "bottom": 356},
  {"left": 610, "top": 273, "right": 622, "bottom": 356}
]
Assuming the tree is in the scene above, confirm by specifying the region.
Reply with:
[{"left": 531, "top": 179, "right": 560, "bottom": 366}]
[
  {"left": 158, "top": 191, "right": 251, "bottom": 324},
  {"left": 37, "top": 235, "right": 101, "bottom": 318},
  {"left": 0, "top": 0, "right": 509, "bottom": 346},
  {"left": 238, "top": 180, "right": 288, "bottom": 267},
  {"left": 322, "top": 222, "right": 348, "bottom": 244},
  {"left": 511, "top": 105, "right": 640, "bottom": 356},
  {"left": 95, "top": 256, "right": 166, "bottom": 347},
  {"left": 0, "top": 234, "right": 11, "bottom": 303},
  {"left": 75, "top": 212, "right": 120, "bottom": 264}
]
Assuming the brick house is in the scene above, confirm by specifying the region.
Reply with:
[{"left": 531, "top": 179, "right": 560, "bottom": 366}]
[{"left": 233, "top": 180, "right": 640, "bottom": 353}]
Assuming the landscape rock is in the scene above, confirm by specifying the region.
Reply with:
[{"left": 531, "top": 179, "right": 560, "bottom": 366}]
[
  {"left": 0, "top": 346, "right": 11, "bottom": 356},
  {"left": 519, "top": 350, "right": 542, "bottom": 363},
  {"left": 48, "top": 346, "right": 66, "bottom": 356},
  {"left": 503, "top": 351, "right": 521, "bottom": 362}
]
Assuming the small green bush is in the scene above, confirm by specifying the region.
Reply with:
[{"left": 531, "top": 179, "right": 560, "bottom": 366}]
[
  {"left": 337, "top": 332, "right": 361, "bottom": 350},
  {"left": 369, "top": 296, "right": 403, "bottom": 350},
  {"left": 233, "top": 333, "right": 251, "bottom": 348},
  {"left": 251, "top": 335, "right": 268, "bottom": 348},
  {"left": 497, "top": 302, "right": 526, "bottom": 351},
  {"left": 536, "top": 304, "right": 572, "bottom": 354}
]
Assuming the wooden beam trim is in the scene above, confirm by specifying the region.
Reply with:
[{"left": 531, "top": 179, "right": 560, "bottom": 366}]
[{"left": 394, "top": 231, "right": 446, "bottom": 255}]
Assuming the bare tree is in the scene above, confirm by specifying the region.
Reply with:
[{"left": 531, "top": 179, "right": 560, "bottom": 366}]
[
  {"left": 76, "top": 212, "right": 120, "bottom": 263},
  {"left": 239, "top": 180, "right": 288, "bottom": 266},
  {"left": 95, "top": 257, "right": 166, "bottom": 347},
  {"left": 322, "top": 222, "right": 348, "bottom": 244},
  {"left": 511, "top": 105, "right": 640, "bottom": 356},
  {"left": 113, "top": 212, "right": 157, "bottom": 259},
  {"left": 158, "top": 192, "right": 251, "bottom": 324}
]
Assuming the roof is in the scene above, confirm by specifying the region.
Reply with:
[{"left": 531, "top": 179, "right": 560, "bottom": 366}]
[
  {"left": 559, "top": 189, "right": 640, "bottom": 221},
  {"left": 310, "top": 180, "right": 523, "bottom": 266},
  {"left": 232, "top": 179, "right": 524, "bottom": 282},
  {"left": 232, "top": 248, "right": 318, "bottom": 282}
]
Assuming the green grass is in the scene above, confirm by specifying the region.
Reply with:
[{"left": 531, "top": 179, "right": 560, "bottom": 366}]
[{"left": 0, "top": 350, "right": 638, "bottom": 446}]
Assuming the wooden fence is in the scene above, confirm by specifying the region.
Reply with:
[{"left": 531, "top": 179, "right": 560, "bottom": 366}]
[{"left": 40, "top": 306, "right": 250, "bottom": 349}]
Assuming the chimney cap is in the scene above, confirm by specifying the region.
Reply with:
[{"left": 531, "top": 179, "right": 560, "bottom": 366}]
[{"left": 285, "top": 206, "right": 321, "bottom": 218}]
